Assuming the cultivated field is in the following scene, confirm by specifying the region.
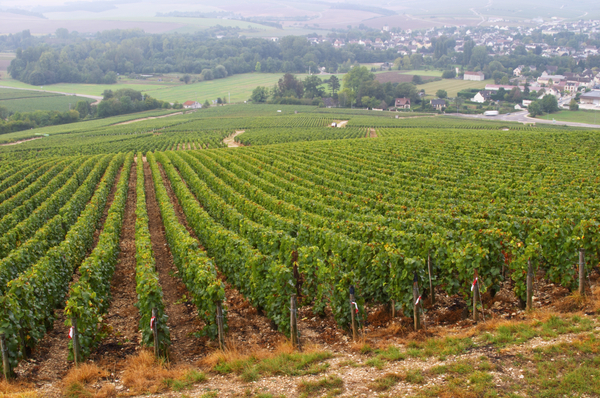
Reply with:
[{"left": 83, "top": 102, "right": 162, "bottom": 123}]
[
  {"left": 375, "top": 72, "right": 437, "bottom": 85},
  {"left": 546, "top": 109, "right": 600, "bottom": 124},
  {"left": 0, "top": 73, "right": 345, "bottom": 104},
  {"left": 0, "top": 88, "right": 94, "bottom": 112},
  {"left": 0, "top": 106, "right": 598, "bottom": 397},
  {"left": 419, "top": 78, "right": 495, "bottom": 98}
]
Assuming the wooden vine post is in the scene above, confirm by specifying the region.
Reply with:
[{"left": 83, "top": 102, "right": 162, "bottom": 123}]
[
  {"left": 1, "top": 333, "right": 12, "bottom": 380},
  {"left": 151, "top": 308, "right": 159, "bottom": 357},
  {"left": 216, "top": 302, "right": 225, "bottom": 351},
  {"left": 349, "top": 286, "right": 358, "bottom": 341},
  {"left": 579, "top": 249, "right": 585, "bottom": 296},
  {"left": 427, "top": 252, "right": 435, "bottom": 305},
  {"left": 413, "top": 273, "right": 421, "bottom": 331},
  {"left": 71, "top": 318, "right": 81, "bottom": 367},
  {"left": 290, "top": 294, "right": 299, "bottom": 349},
  {"left": 526, "top": 260, "right": 534, "bottom": 311},
  {"left": 472, "top": 270, "right": 479, "bottom": 323}
]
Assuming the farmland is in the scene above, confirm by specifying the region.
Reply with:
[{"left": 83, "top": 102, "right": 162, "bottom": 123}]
[
  {"left": 0, "top": 88, "right": 94, "bottom": 113},
  {"left": 0, "top": 105, "right": 599, "bottom": 397},
  {"left": 544, "top": 109, "right": 600, "bottom": 125},
  {"left": 419, "top": 78, "right": 495, "bottom": 98},
  {"left": 0, "top": 72, "right": 345, "bottom": 104}
]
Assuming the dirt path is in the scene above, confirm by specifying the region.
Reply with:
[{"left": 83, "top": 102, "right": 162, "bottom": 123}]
[
  {"left": 336, "top": 120, "right": 348, "bottom": 127},
  {"left": 143, "top": 158, "right": 206, "bottom": 363},
  {"left": 369, "top": 128, "right": 377, "bottom": 138},
  {"left": 223, "top": 130, "right": 245, "bottom": 148},
  {"left": 0, "top": 137, "right": 43, "bottom": 146},
  {"left": 113, "top": 112, "right": 183, "bottom": 126},
  {"left": 14, "top": 162, "right": 125, "bottom": 395},
  {"left": 89, "top": 161, "right": 140, "bottom": 367}
]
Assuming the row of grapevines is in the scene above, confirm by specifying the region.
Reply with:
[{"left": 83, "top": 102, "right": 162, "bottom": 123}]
[
  {"left": 147, "top": 152, "right": 226, "bottom": 339},
  {"left": 234, "top": 127, "right": 367, "bottom": 146},
  {"left": 0, "top": 155, "right": 110, "bottom": 292},
  {"left": 134, "top": 153, "right": 170, "bottom": 353},
  {"left": 157, "top": 151, "right": 294, "bottom": 333},
  {"left": 0, "top": 154, "right": 124, "bottom": 371},
  {"left": 0, "top": 158, "right": 73, "bottom": 221},
  {"left": 0, "top": 158, "right": 90, "bottom": 238},
  {"left": 64, "top": 153, "right": 134, "bottom": 359},
  {"left": 179, "top": 150, "right": 372, "bottom": 328},
  {"left": 0, "top": 158, "right": 50, "bottom": 201},
  {"left": 0, "top": 156, "right": 105, "bottom": 258}
]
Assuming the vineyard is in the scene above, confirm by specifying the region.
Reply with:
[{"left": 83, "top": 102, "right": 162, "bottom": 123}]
[{"left": 0, "top": 105, "right": 598, "bottom": 397}]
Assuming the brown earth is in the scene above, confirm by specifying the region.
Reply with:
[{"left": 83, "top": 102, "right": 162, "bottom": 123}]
[
  {"left": 223, "top": 130, "right": 245, "bottom": 148},
  {"left": 87, "top": 161, "right": 140, "bottom": 368},
  {"left": 142, "top": 157, "right": 207, "bottom": 363}
]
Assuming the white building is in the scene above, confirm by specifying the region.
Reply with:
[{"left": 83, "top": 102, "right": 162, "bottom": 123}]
[
  {"left": 464, "top": 71, "right": 485, "bottom": 81},
  {"left": 183, "top": 101, "right": 201, "bottom": 109}
]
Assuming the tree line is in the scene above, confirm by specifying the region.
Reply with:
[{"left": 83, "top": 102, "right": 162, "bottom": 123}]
[
  {"left": 252, "top": 67, "right": 424, "bottom": 110},
  {"left": 7, "top": 29, "right": 396, "bottom": 86}
]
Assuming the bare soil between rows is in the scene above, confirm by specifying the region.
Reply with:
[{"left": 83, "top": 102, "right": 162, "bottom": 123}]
[{"left": 143, "top": 157, "right": 206, "bottom": 363}]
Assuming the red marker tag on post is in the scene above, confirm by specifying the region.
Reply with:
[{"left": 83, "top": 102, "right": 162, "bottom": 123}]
[
  {"left": 150, "top": 316, "right": 156, "bottom": 329},
  {"left": 471, "top": 277, "right": 478, "bottom": 291},
  {"left": 351, "top": 302, "right": 358, "bottom": 314},
  {"left": 68, "top": 326, "right": 74, "bottom": 339},
  {"left": 415, "top": 295, "right": 421, "bottom": 305}
]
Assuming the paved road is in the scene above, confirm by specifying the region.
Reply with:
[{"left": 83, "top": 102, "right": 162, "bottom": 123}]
[
  {"left": 0, "top": 85, "right": 103, "bottom": 105},
  {"left": 442, "top": 110, "right": 600, "bottom": 129}
]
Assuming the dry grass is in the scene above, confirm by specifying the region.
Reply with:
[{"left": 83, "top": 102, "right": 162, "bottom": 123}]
[
  {"left": 121, "top": 351, "right": 179, "bottom": 394},
  {"left": 61, "top": 364, "right": 110, "bottom": 398},
  {"left": 0, "top": 380, "right": 37, "bottom": 397},
  {"left": 63, "top": 364, "right": 109, "bottom": 387},
  {"left": 555, "top": 292, "right": 588, "bottom": 313},
  {"left": 93, "top": 384, "right": 116, "bottom": 398},
  {"left": 120, "top": 350, "right": 207, "bottom": 395},
  {"left": 201, "top": 338, "right": 317, "bottom": 369}
]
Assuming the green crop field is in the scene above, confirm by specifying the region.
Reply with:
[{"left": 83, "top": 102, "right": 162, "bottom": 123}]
[
  {"left": 419, "top": 78, "right": 494, "bottom": 98},
  {"left": 543, "top": 109, "right": 600, "bottom": 125},
  {"left": 0, "top": 89, "right": 94, "bottom": 113},
  {"left": 0, "top": 72, "right": 345, "bottom": 104}
]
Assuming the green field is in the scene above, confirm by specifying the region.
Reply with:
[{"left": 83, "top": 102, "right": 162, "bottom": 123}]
[
  {"left": 545, "top": 109, "right": 600, "bottom": 125},
  {"left": 0, "top": 89, "right": 94, "bottom": 112},
  {"left": 419, "top": 78, "right": 494, "bottom": 98},
  {"left": 0, "top": 72, "right": 345, "bottom": 104}
]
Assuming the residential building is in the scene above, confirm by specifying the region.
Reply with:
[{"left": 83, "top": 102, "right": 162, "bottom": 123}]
[
  {"left": 431, "top": 99, "right": 446, "bottom": 110},
  {"left": 395, "top": 98, "right": 411, "bottom": 109},
  {"left": 472, "top": 90, "right": 493, "bottom": 103},
  {"left": 183, "top": 101, "right": 201, "bottom": 109}
]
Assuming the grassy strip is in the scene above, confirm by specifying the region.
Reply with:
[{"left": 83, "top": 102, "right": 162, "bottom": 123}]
[{"left": 210, "top": 348, "right": 333, "bottom": 382}]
